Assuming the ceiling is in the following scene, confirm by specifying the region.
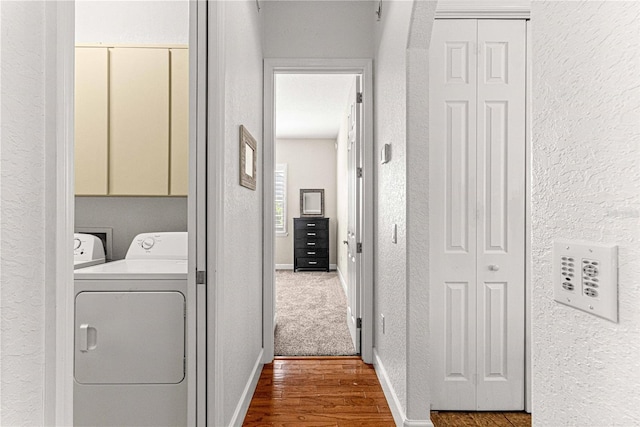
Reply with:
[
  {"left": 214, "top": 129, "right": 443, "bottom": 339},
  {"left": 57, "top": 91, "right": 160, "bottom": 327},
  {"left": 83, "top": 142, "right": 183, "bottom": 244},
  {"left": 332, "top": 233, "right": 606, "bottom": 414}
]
[{"left": 275, "top": 74, "right": 356, "bottom": 139}]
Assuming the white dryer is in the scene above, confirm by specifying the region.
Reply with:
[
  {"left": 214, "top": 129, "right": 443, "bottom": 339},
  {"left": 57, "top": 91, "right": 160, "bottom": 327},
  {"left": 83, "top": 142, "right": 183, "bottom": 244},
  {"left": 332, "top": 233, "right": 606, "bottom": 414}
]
[
  {"left": 74, "top": 232, "right": 187, "bottom": 427},
  {"left": 74, "top": 233, "right": 105, "bottom": 269}
]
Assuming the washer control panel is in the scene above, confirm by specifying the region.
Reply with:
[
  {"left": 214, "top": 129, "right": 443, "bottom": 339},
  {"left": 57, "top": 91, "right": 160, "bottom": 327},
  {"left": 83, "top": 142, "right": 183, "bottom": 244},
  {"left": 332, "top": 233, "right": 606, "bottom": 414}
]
[
  {"left": 126, "top": 232, "right": 188, "bottom": 260},
  {"left": 74, "top": 233, "right": 105, "bottom": 261},
  {"left": 554, "top": 239, "right": 618, "bottom": 322}
]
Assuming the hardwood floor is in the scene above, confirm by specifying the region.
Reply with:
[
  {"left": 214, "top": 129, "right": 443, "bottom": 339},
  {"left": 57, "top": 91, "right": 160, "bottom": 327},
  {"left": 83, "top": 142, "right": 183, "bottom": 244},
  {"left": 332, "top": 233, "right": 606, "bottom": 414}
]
[
  {"left": 243, "top": 357, "right": 532, "bottom": 427},
  {"left": 431, "top": 411, "right": 531, "bottom": 427},
  {"left": 243, "top": 357, "right": 395, "bottom": 426}
]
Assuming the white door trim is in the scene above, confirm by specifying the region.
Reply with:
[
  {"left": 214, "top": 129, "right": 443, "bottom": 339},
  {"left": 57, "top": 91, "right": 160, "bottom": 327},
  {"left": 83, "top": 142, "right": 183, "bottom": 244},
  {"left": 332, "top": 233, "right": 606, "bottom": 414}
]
[
  {"left": 263, "top": 58, "right": 374, "bottom": 364},
  {"left": 52, "top": 2, "right": 76, "bottom": 424},
  {"left": 435, "top": 1, "right": 531, "bottom": 19},
  {"left": 206, "top": 2, "right": 226, "bottom": 426}
]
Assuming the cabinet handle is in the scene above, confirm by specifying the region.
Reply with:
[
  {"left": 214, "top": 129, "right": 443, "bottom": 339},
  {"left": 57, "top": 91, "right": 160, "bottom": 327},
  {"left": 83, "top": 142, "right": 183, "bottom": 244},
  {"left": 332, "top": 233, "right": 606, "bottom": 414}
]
[
  {"left": 307, "top": 251, "right": 316, "bottom": 255},
  {"left": 309, "top": 261, "right": 317, "bottom": 265},
  {"left": 307, "top": 223, "right": 316, "bottom": 227},
  {"left": 307, "top": 242, "right": 316, "bottom": 246},
  {"left": 489, "top": 265, "right": 500, "bottom": 271},
  {"left": 307, "top": 232, "right": 316, "bottom": 236}
]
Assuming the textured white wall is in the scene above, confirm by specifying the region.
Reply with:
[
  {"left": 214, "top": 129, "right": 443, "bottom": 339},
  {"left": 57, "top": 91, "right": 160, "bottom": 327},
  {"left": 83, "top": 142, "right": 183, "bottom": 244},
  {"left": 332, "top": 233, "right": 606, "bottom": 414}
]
[
  {"left": 275, "top": 139, "right": 338, "bottom": 266},
  {"left": 373, "top": 0, "right": 413, "bottom": 412},
  {"left": 263, "top": 0, "right": 375, "bottom": 59},
  {"left": 75, "top": 0, "right": 189, "bottom": 44},
  {"left": 532, "top": 2, "right": 640, "bottom": 425},
  {"left": 221, "top": 1, "right": 264, "bottom": 424},
  {"left": 0, "top": 2, "right": 47, "bottom": 424}
]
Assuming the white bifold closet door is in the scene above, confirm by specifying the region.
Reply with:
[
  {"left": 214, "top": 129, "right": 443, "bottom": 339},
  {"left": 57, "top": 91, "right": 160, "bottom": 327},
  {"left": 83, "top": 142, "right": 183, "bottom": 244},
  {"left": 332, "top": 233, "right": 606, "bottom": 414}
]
[{"left": 429, "top": 19, "right": 526, "bottom": 411}]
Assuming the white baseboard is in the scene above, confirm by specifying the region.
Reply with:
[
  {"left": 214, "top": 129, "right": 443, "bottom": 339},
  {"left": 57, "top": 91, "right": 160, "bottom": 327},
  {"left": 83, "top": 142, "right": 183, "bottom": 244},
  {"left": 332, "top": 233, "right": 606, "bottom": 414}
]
[
  {"left": 373, "top": 349, "right": 434, "bottom": 427},
  {"left": 229, "top": 349, "right": 264, "bottom": 427},
  {"left": 337, "top": 265, "right": 348, "bottom": 296},
  {"left": 275, "top": 264, "right": 338, "bottom": 271}
]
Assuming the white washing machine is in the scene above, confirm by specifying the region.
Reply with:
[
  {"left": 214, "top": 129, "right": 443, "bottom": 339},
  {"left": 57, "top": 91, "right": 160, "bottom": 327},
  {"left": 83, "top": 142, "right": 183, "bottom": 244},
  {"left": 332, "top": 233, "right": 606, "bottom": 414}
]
[
  {"left": 74, "top": 233, "right": 106, "bottom": 269},
  {"left": 74, "top": 232, "right": 188, "bottom": 427}
]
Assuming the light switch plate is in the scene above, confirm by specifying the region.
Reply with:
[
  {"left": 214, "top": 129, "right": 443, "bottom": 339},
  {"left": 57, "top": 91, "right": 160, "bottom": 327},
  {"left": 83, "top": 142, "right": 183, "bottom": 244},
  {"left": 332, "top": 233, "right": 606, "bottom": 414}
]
[{"left": 553, "top": 239, "right": 618, "bottom": 322}]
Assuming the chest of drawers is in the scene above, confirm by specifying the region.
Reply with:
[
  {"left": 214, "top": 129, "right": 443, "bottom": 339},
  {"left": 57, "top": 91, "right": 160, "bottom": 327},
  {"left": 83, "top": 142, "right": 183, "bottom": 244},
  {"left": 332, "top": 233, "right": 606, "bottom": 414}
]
[{"left": 294, "top": 217, "right": 330, "bottom": 272}]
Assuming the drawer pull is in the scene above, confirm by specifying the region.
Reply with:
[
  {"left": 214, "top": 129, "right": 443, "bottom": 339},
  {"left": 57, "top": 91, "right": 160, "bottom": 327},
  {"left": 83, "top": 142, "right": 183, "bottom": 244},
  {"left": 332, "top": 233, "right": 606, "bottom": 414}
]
[
  {"left": 307, "top": 251, "right": 316, "bottom": 255},
  {"left": 307, "top": 242, "right": 316, "bottom": 246},
  {"left": 307, "top": 232, "right": 316, "bottom": 236},
  {"left": 309, "top": 261, "right": 317, "bottom": 265},
  {"left": 307, "top": 223, "right": 316, "bottom": 227}
]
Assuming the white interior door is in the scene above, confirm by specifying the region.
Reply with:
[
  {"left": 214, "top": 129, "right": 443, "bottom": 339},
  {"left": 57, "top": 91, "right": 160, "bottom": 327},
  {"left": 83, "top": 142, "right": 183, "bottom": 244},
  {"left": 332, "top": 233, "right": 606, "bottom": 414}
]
[
  {"left": 346, "top": 76, "right": 362, "bottom": 353},
  {"left": 429, "top": 19, "right": 526, "bottom": 411}
]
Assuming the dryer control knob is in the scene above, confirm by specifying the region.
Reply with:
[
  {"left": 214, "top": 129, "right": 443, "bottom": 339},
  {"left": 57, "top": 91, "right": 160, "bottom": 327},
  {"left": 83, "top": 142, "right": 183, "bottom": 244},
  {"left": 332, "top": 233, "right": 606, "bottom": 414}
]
[
  {"left": 74, "top": 238, "right": 82, "bottom": 250},
  {"left": 141, "top": 237, "right": 155, "bottom": 250}
]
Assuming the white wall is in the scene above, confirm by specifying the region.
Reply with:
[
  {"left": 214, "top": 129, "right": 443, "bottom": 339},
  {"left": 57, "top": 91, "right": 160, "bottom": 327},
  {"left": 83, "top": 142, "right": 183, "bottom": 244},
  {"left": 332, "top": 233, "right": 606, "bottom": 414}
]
[
  {"left": 219, "top": 2, "right": 264, "bottom": 425},
  {"left": 531, "top": 2, "right": 640, "bottom": 425},
  {"left": 75, "top": 0, "right": 189, "bottom": 44},
  {"left": 263, "top": 0, "right": 375, "bottom": 59},
  {"left": 373, "top": 0, "right": 413, "bottom": 415},
  {"left": 0, "top": 1, "right": 51, "bottom": 424},
  {"left": 373, "top": 1, "right": 436, "bottom": 424},
  {"left": 275, "top": 139, "right": 338, "bottom": 267}
]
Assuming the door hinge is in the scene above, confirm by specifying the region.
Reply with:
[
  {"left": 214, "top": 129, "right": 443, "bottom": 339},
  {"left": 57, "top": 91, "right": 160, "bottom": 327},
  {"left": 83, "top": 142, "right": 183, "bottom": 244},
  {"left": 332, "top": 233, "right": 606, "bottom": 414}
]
[
  {"left": 357, "top": 92, "right": 363, "bottom": 104},
  {"left": 196, "top": 270, "right": 206, "bottom": 285},
  {"left": 357, "top": 167, "right": 363, "bottom": 178},
  {"left": 356, "top": 242, "right": 362, "bottom": 253},
  {"left": 356, "top": 318, "right": 362, "bottom": 328}
]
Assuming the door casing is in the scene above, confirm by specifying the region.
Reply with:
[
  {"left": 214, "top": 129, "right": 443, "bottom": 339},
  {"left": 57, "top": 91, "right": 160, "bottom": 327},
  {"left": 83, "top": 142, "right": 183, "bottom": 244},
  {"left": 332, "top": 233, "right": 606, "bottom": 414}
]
[{"left": 262, "top": 58, "right": 374, "bottom": 364}]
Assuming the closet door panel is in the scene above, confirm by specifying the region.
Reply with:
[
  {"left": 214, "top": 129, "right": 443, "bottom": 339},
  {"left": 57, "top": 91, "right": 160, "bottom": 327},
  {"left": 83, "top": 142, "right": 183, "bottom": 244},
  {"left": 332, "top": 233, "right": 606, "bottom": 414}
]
[
  {"left": 75, "top": 47, "right": 109, "bottom": 195},
  {"left": 109, "top": 48, "right": 170, "bottom": 195},
  {"left": 476, "top": 19, "right": 526, "bottom": 410},
  {"left": 429, "top": 19, "right": 478, "bottom": 411}
]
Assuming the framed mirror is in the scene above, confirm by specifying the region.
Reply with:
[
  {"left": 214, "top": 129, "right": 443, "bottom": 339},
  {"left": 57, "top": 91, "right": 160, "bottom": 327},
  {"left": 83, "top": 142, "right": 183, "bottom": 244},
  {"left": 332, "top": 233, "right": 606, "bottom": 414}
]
[
  {"left": 239, "top": 125, "right": 257, "bottom": 190},
  {"left": 300, "top": 189, "right": 324, "bottom": 217}
]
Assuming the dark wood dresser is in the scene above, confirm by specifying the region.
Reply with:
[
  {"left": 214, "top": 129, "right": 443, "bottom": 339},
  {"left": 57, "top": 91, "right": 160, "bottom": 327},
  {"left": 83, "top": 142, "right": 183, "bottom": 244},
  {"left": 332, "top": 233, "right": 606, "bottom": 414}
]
[{"left": 294, "top": 217, "right": 330, "bottom": 272}]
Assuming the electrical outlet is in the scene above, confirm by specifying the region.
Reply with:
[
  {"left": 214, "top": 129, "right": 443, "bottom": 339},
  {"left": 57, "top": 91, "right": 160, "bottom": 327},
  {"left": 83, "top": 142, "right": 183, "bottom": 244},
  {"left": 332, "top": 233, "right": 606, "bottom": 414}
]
[
  {"left": 380, "top": 314, "right": 385, "bottom": 334},
  {"left": 553, "top": 239, "right": 618, "bottom": 322}
]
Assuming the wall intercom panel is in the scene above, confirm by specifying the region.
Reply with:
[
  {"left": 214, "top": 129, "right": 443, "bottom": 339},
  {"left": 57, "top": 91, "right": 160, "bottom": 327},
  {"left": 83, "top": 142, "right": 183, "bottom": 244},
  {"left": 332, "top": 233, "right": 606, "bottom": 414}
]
[{"left": 553, "top": 239, "right": 618, "bottom": 322}]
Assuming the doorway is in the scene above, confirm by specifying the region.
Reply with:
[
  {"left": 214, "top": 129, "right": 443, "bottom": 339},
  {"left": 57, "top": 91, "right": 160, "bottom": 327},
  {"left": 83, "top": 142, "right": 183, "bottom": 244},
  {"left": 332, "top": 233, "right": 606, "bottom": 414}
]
[
  {"left": 263, "top": 59, "right": 374, "bottom": 364},
  {"left": 272, "top": 73, "right": 358, "bottom": 356},
  {"left": 59, "top": 1, "right": 205, "bottom": 425}
]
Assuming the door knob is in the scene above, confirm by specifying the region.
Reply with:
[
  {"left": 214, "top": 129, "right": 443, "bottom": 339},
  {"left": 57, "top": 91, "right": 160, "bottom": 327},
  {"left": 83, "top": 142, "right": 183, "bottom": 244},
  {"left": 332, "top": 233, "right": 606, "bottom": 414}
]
[
  {"left": 343, "top": 240, "right": 349, "bottom": 245},
  {"left": 489, "top": 265, "right": 500, "bottom": 271}
]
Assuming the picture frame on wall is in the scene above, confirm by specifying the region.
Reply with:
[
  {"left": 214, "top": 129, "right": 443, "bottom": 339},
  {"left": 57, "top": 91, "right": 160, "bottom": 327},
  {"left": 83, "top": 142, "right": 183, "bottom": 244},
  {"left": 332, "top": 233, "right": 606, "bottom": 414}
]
[{"left": 239, "top": 125, "right": 257, "bottom": 190}]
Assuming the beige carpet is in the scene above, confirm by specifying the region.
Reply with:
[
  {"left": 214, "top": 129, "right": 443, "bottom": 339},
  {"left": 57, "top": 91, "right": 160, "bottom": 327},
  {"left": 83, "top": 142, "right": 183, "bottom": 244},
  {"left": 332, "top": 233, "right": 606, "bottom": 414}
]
[{"left": 275, "top": 270, "right": 357, "bottom": 356}]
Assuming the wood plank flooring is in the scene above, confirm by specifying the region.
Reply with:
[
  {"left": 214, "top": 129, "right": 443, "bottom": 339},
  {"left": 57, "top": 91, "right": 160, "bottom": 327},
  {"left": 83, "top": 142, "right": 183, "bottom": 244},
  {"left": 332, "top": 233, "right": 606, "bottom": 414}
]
[
  {"left": 243, "top": 357, "right": 532, "bottom": 427},
  {"left": 243, "top": 357, "right": 395, "bottom": 426},
  {"left": 431, "top": 411, "right": 531, "bottom": 427}
]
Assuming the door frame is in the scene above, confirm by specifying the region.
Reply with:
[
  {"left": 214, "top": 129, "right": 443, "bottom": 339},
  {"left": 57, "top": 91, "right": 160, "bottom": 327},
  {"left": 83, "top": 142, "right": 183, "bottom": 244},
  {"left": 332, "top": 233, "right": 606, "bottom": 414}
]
[
  {"left": 262, "top": 58, "right": 374, "bottom": 364},
  {"left": 53, "top": 1, "right": 205, "bottom": 424}
]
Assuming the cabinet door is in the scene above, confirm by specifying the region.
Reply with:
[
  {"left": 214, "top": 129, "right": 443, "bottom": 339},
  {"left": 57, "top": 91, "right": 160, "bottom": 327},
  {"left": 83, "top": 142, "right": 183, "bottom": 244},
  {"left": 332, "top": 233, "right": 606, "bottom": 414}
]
[
  {"left": 75, "top": 47, "right": 109, "bottom": 195},
  {"left": 170, "top": 48, "right": 189, "bottom": 196},
  {"left": 109, "top": 48, "right": 170, "bottom": 195}
]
